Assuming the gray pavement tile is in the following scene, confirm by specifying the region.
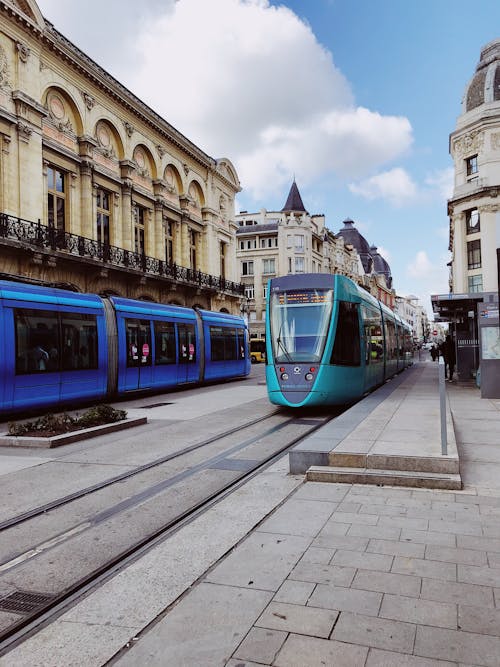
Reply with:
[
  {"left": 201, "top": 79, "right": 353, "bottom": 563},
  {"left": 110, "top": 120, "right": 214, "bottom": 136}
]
[
  {"left": 313, "top": 532, "right": 368, "bottom": 552},
  {"left": 297, "top": 545, "right": 334, "bottom": 565},
  {"left": 257, "top": 498, "right": 338, "bottom": 538},
  {"left": 226, "top": 660, "right": 264, "bottom": 667},
  {"left": 332, "top": 611, "right": 416, "bottom": 653},
  {"left": 359, "top": 503, "right": 408, "bottom": 517},
  {"left": 459, "top": 604, "right": 500, "bottom": 637},
  {"left": 414, "top": 625, "right": 500, "bottom": 667},
  {"left": 0, "top": 620, "right": 138, "bottom": 667},
  {"left": 379, "top": 515, "right": 430, "bottom": 531},
  {"left": 273, "top": 579, "right": 316, "bottom": 605},
  {"left": 233, "top": 626, "right": 287, "bottom": 665},
  {"left": 481, "top": 523, "right": 500, "bottom": 538},
  {"left": 368, "top": 538, "right": 425, "bottom": 559},
  {"left": 331, "top": 549, "right": 393, "bottom": 572},
  {"left": 366, "top": 648, "right": 457, "bottom": 666},
  {"left": 425, "top": 545, "right": 488, "bottom": 567},
  {"left": 458, "top": 564, "right": 500, "bottom": 588},
  {"left": 380, "top": 593, "right": 457, "bottom": 629},
  {"left": 255, "top": 601, "right": 338, "bottom": 638},
  {"left": 293, "top": 482, "right": 351, "bottom": 503},
  {"left": 308, "top": 583, "right": 383, "bottom": 616},
  {"left": 336, "top": 501, "right": 362, "bottom": 513},
  {"left": 401, "top": 529, "right": 457, "bottom": 547},
  {"left": 315, "top": 521, "right": 350, "bottom": 538},
  {"left": 431, "top": 500, "right": 481, "bottom": 514},
  {"left": 487, "top": 552, "right": 500, "bottom": 568},
  {"left": 289, "top": 560, "right": 355, "bottom": 587},
  {"left": 428, "top": 519, "right": 483, "bottom": 536},
  {"left": 273, "top": 633, "right": 368, "bottom": 667},
  {"left": 347, "top": 523, "right": 402, "bottom": 540},
  {"left": 420, "top": 578, "right": 495, "bottom": 608},
  {"left": 205, "top": 532, "right": 311, "bottom": 591},
  {"left": 458, "top": 535, "right": 500, "bottom": 553},
  {"left": 331, "top": 511, "right": 379, "bottom": 525},
  {"left": 352, "top": 570, "right": 421, "bottom": 597},
  {"left": 116, "top": 582, "right": 272, "bottom": 667},
  {"left": 392, "top": 555, "right": 457, "bottom": 582}
]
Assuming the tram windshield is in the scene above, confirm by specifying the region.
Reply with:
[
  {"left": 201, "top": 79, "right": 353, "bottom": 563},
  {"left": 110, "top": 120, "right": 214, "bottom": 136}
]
[{"left": 270, "top": 288, "right": 333, "bottom": 363}]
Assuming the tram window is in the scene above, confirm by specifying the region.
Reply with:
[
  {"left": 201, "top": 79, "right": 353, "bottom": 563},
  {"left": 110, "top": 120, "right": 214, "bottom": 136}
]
[
  {"left": 61, "top": 314, "right": 98, "bottom": 371},
  {"left": 15, "top": 308, "right": 59, "bottom": 374},
  {"left": 385, "top": 320, "right": 397, "bottom": 360},
  {"left": 331, "top": 302, "right": 360, "bottom": 366},
  {"left": 237, "top": 328, "right": 246, "bottom": 358},
  {"left": 210, "top": 326, "right": 238, "bottom": 361},
  {"left": 154, "top": 321, "right": 176, "bottom": 365},
  {"left": 125, "top": 319, "right": 152, "bottom": 367}
]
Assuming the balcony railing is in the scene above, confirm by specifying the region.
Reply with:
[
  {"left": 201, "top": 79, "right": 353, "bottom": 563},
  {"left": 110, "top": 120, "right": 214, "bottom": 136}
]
[{"left": 0, "top": 213, "right": 244, "bottom": 297}]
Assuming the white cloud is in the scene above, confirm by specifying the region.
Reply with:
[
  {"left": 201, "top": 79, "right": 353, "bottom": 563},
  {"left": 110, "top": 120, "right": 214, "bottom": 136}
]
[
  {"left": 425, "top": 167, "right": 454, "bottom": 201},
  {"left": 404, "top": 250, "right": 450, "bottom": 316},
  {"left": 37, "top": 0, "right": 414, "bottom": 200},
  {"left": 349, "top": 168, "right": 417, "bottom": 207}
]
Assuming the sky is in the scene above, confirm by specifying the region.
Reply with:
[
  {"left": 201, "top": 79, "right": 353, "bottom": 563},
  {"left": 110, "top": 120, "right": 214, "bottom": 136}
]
[{"left": 35, "top": 0, "right": 500, "bottom": 317}]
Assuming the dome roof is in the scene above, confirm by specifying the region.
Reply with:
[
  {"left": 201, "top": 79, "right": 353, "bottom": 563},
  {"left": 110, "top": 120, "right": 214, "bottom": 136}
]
[
  {"left": 369, "top": 245, "right": 393, "bottom": 289},
  {"left": 463, "top": 39, "right": 500, "bottom": 113},
  {"left": 336, "top": 218, "right": 372, "bottom": 273}
]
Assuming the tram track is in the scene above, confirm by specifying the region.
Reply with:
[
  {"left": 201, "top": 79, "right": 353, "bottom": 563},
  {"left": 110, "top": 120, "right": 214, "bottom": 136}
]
[
  {"left": 0, "top": 409, "right": 335, "bottom": 654},
  {"left": 0, "top": 410, "right": 281, "bottom": 533}
]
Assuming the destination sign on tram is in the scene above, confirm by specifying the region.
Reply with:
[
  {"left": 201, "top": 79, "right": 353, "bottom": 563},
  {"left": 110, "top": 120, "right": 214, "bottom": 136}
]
[{"left": 278, "top": 291, "right": 330, "bottom": 305}]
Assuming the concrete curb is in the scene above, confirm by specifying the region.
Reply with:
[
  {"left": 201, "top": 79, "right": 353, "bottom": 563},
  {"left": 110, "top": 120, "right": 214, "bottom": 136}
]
[{"left": 0, "top": 417, "right": 147, "bottom": 448}]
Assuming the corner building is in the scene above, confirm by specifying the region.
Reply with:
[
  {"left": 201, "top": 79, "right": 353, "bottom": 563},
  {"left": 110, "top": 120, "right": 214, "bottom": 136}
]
[
  {"left": 435, "top": 39, "right": 500, "bottom": 380},
  {"left": 0, "top": 0, "right": 243, "bottom": 309}
]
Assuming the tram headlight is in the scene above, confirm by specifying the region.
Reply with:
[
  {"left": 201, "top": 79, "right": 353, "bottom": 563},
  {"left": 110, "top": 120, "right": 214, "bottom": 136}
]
[
  {"left": 281, "top": 372, "right": 289, "bottom": 381},
  {"left": 305, "top": 372, "right": 313, "bottom": 381}
]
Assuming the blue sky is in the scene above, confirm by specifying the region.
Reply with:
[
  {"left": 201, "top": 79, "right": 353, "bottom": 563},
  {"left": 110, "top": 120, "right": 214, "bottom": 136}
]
[{"left": 35, "top": 0, "right": 500, "bottom": 316}]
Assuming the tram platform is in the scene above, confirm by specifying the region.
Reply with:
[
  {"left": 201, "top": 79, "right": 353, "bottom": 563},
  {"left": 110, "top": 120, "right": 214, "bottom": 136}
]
[
  {"left": 2, "top": 359, "right": 500, "bottom": 666},
  {"left": 290, "top": 361, "right": 462, "bottom": 489}
]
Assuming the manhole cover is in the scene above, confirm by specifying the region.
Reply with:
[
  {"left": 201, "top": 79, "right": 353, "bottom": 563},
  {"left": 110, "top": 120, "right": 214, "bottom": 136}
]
[{"left": 0, "top": 591, "right": 54, "bottom": 614}]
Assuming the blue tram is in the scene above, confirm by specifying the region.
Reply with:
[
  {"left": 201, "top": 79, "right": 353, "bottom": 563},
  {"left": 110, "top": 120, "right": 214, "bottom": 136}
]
[
  {"left": 265, "top": 273, "right": 413, "bottom": 408},
  {"left": 0, "top": 279, "right": 250, "bottom": 416}
]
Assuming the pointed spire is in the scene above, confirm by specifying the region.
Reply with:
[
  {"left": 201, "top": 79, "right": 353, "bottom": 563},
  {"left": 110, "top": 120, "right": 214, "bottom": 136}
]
[{"left": 281, "top": 180, "right": 307, "bottom": 213}]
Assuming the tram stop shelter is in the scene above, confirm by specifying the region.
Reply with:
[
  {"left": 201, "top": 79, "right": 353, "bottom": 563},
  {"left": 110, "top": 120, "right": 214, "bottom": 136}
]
[{"left": 432, "top": 290, "right": 500, "bottom": 398}]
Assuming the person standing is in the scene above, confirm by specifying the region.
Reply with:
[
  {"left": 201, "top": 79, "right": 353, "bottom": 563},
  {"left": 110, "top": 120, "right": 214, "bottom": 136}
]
[{"left": 443, "top": 334, "right": 456, "bottom": 381}]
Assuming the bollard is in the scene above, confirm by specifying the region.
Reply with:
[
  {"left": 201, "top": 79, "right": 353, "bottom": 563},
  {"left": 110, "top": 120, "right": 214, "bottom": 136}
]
[{"left": 439, "top": 357, "right": 447, "bottom": 455}]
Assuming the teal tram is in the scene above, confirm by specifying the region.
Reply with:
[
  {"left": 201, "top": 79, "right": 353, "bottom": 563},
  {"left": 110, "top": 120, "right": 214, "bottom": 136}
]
[{"left": 265, "top": 273, "right": 413, "bottom": 408}]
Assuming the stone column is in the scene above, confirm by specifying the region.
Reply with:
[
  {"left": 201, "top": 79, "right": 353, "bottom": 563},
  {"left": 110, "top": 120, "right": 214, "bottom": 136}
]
[
  {"left": 78, "top": 136, "right": 97, "bottom": 239},
  {"left": 120, "top": 160, "right": 136, "bottom": 251}
]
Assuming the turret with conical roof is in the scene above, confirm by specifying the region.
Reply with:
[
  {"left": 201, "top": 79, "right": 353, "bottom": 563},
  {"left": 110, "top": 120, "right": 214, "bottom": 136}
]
[{"left": 281, "top": 180, "right": 307, "bottom": 213}]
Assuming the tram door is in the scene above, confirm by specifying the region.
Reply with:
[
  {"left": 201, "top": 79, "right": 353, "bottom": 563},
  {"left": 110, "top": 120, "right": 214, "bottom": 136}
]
[
  {"left": 125, "top": 318, "right": 152, "bottom": 390},
  {"left": 177, "top": 323, "right": 197, "bottom": 384}
]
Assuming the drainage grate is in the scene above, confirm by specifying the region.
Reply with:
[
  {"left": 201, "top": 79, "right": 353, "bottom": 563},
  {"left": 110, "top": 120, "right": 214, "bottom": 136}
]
[
  {"left": 0, "top": 591, "right": 54, "bottom": 614},
  {"left": 141, "top": 402, "right": 174, "bottom": 409}
]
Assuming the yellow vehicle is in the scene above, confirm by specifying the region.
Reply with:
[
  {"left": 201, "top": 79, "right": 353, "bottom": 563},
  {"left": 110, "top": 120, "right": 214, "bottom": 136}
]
[{"left": 250, "top": 338, "right": 266, "bottom": 363}]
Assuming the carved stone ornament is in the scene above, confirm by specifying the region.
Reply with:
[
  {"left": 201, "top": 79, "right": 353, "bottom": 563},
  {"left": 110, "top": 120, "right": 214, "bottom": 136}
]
[
  {"left": 183, "top": 163, "right": 189, "bottom": 176},
  {"left": 17, "top": 121, "right": 32, "bottom": 142},
  {"left": 452, "top": 130, "right": 484, "bottom": 157},
  {"left": 491, "top": 133, "right": 500, "bottom": 151},
  {"left": 16, "top": 41, "right": 30, "bottom": 63},
  {"left": 0, "top": 45, "right": 11, "bottom": 91},
  {"left": 156, "top": 144, "right": 166, "bottom": 158},
  {"left": 123, "top": 121, "right": 134, "bottom": 137},
  {"left": 81, "top": 91, "right": 95, "bottom": 111}
]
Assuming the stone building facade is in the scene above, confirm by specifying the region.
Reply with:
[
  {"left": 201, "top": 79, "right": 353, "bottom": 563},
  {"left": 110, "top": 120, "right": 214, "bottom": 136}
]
[
  {"left": 0, "top": 0, "right": 243, "bottom": 310},
  {"left": 236, "top": 182, "right": 362, "bottom": 337},
  {"left": 448, "top": 39, "right": 500, "bottom": 296}
]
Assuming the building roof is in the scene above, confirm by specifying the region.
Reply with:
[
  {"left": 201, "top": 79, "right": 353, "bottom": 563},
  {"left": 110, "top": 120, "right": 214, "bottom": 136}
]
[
  {"left": 281, "top": 180, "right": 307, "bottom": 213},
  {"left": 336, "top": 218, "right": 373, "bottom": 273},
  {"left": 236, "top": 222, "right": 278, "bottom": 235},
  {"left": 370, "top": 245, "right": 393, "bottom": 289},
  {"left": 464, "top": 39, "right": 500, "bottom": 112}
]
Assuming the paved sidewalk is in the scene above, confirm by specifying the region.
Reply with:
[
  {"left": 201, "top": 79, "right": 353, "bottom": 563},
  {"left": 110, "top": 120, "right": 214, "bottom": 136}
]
[
  {"left": 2, "top": 361, "right": 500, "bottom": 666},
  {"left": 116, "top": 362, "right": 500, "bottom": 666}
]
